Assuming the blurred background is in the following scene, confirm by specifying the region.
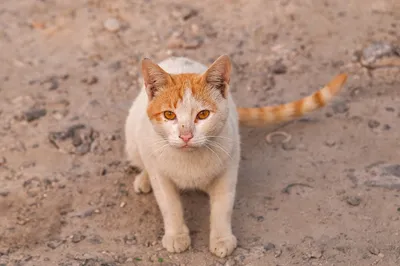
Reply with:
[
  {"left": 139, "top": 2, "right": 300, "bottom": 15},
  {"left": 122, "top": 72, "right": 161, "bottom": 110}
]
[{"left": 0, "top": 1, "right": 399, "bottom": 265}]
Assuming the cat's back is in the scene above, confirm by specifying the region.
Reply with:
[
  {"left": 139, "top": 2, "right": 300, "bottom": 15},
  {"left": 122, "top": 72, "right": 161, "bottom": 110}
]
[{"left": 158, "top": 57, "right": 208, "bottom": 74}]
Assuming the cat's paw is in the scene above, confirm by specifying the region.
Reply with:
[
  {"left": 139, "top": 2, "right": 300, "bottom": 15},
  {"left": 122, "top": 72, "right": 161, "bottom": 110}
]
[
  {"left": 210, "top": 234, "right": 237, "bottom": 258},
  {"left": 133, "top": 171, "right": 152, "bottom": 194},
  {"left": 162, "top": 233, "right": 191, "bottom": 253}
]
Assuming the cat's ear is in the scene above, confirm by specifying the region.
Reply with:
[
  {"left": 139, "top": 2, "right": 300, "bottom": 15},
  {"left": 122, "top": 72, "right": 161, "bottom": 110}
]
[
  {"left": 141, "top": 58, "right": 171, "bottom": 100},
  {"left": 202, "top": 55, "right": 231, "bottom": 98}
]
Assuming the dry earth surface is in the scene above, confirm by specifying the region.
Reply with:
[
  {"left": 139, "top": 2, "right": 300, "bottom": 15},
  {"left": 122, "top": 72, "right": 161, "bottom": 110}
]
[{"left": 1, "top": 0, "right": 400, "bottom": 265}]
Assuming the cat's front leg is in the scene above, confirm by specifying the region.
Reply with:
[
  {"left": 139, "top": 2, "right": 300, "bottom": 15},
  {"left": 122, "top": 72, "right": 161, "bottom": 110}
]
[
  {"left": 149, "top": 173, "right": 191, "bottom": 253},
  {"left": 207, "top": 167, "right": 238, "bottom": 258}
]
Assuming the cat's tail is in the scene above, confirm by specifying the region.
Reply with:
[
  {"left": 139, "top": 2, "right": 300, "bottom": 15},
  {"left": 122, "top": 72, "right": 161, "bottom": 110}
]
[{"left": 237, "top": 73, "right": 348, "bottom": 127}]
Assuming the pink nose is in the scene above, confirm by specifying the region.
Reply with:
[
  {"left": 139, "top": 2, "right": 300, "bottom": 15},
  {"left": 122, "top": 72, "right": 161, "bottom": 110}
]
[{"left": 179, "top": 133, "right": 193, "bottom": 143}]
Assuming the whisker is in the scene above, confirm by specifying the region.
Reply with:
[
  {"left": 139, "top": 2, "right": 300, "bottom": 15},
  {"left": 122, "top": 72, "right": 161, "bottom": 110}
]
[
  {"left": 206, "top": 140, "right": 232, "bottom": 160},
  {"left": 205, "top": 144, "right": 223, "bottom": 166},
  {"left": 149, "top": 143, "right": 169, "bottom": 157}
]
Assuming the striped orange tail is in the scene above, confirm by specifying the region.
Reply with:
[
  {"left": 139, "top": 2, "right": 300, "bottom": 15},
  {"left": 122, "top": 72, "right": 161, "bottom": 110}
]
[{"left": 237, "top": 73, "right": 348, "bottom": 127}]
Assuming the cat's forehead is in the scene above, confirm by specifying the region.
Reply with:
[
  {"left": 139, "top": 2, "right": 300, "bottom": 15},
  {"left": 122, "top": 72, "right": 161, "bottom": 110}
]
[{"left": 147, "top": 74, "right": 218, "bottom": 115}]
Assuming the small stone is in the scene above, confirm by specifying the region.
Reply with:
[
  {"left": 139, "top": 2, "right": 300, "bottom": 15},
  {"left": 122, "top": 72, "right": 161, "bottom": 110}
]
[
  {"left": 100, "top": 168, "right": 107, "bottom": 176},
  {"left": 368, "top": 119, "right": 380, "bottom": 129},
  {"left": 346, "top": 196, "right": 361, "bottom": 206},
  {"left": 71, "top": 232, "right": 86, "bottom": 243},
  {"left": 368, "top": 246, "right": 380, "bottom": 255},
  {"left": 47, "top": 239, "right": 64, "bottom": 249},
  {"left": 383, "top": 124, "right": 391, "bottom": 130},
  {"left": 378, "top": 253, "right": 384, "bottom": 258},
  {"left": 361, "top": 42, "right": 399, "bottom": 66},
  {"left": 88, "top": 234, "right": 103, "bottom": 244},
  {"left": 0, "top": 189, "right": 9, "bottom": 197},
  {"left": 256, "top": 216, "right": 264, "bottom": 222},
  {"left": 0, "top": 247, "right": 9, "bottom": 255},
  {"left": 104, "top": 18, "right": 121, "bottom": 32},
  {"left": 124, "top": 234, "right": 137, "bottom": 245},
  {"left": 171, "top": 5, "right": 198, "bottom": 21},
  {"left": 309, "top": 249, "right": 323, "bottom": 259},
  {"left": 274, "top": 248, "right": 282, "bottom": 258},
  {"left": 120, "top": 202, "right": 126, "bottom": 208},
  {"left": 282, "top": 142, "right": 296, "bottom": 151},
  {"left": 270, "top": 60, "right": 287, "bottom": 74},
  {"left": 43, "top": 76, "right": 59, "bottom": 90},
  {"left": 324, "top": 139, "right": 336, "bottom": 147},
  {"left": 263, "top": 242, "right": 276, "bottom": 251},
  {"left": 23, "top": 108, "right": 47, "bottom": 122},
  {"left": 81, "top": 75, "right": 98, "bottom": 85},
  {"left": 72, "top": 207, "right": 96, "bottom": 218},
  {"left": 332, "top": 102, "right": 349, "bottom": 114}
]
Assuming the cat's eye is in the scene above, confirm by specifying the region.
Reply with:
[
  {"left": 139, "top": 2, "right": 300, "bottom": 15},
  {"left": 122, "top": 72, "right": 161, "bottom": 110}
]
[
  {"left": 197, "top": 110, "right": 210, "bottom": 120},
  {"left": 164, "top": 111, "right": 176, "bottom": 120}
]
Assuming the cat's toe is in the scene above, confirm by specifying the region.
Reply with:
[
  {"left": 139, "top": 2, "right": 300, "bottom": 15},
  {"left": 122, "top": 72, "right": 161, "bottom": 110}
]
[
  {"left": 133, "top": 172, "right": 152, "bottom": 194},
  {"left": 162, "top": 233, "right": 191, "bottom": 253},
  {"left": 210, "top": 234, "right": 237, "bottom": 258}
]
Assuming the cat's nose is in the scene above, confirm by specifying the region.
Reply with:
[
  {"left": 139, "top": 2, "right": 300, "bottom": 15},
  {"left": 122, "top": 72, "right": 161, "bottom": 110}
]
[{"left": 179, "top": 133, "right": 193, "bottom": 143}]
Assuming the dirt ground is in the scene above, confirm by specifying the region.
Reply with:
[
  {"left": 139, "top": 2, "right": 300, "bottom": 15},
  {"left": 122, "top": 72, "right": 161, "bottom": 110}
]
[{"left": 1, "top": 0, "right": 400, "bottom": 265}]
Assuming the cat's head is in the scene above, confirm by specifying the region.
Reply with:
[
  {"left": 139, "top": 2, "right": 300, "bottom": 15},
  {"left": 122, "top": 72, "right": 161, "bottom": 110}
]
[{"left": 141, "top": 55, "right": 232, "bottom": 150}]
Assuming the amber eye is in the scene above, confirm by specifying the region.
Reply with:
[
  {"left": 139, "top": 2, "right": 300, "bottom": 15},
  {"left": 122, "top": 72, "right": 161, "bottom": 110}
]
[
  {"left": 197, "top": 110, "right": 210, "bottom": 120},
  {"left": 164, "top": 111, "right": 176, "bottom": 120}
]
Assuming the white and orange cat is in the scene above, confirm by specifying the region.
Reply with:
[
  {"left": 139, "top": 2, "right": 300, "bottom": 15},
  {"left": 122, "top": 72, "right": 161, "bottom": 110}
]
[{"left": 124, "top": 55, "right": 347, "bottom": 257}]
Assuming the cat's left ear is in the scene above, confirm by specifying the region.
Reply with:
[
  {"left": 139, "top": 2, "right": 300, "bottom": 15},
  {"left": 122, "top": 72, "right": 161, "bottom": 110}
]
[{"left": 202, "top": 55, "right": 231, "bottom": 98}]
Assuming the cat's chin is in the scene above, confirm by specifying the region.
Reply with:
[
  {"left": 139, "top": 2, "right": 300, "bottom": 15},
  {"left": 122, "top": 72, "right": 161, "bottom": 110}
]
[{"left": 173, "top": 143, "right": 202, "bottom": 152}]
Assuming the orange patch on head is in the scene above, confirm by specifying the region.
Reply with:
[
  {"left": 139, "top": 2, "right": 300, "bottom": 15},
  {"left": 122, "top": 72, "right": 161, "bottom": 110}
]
[{"left": 146, "top": 74, "right": 218, "bottom": 122}]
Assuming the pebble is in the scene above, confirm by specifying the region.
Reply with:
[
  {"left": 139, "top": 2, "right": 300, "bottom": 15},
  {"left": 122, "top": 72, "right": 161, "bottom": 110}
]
[
  {"left": 23, "top": 108, "right": 47, "bottom": 122},
  {"left": 47, "top": 78, "right": 59, "bottom": 90},
  {"left": 71, "top": 207, "right": 96, "bottom": 218},
  {"left": 332, "top": 102, "right": 349, "bottom": 114},
  {"left": 361, "top": 42, "right": 400, "bottom": 68},
  {"left": 171, "top": 5, "right": 198, "bottom": 21},
  {"left": 47, "top": 239, "right": 64, "bottom": 249},
  {"left": 0, "top": 189, "right": 9, "bottom": 197},
  {"left": 324, "top": 139, "right": 336, "bottom": 147},
  {"left": 368, "top": 119, "right": 380, "bottom": 129},
  {"left": 270, "top": 60, "right": 287, "bottom": 74},
  {"left": 124, "top": 234, "right": 137, "bottom": 245},
  {"left": 104, "top": 18, "right": 121, "bottom": 32},
  {"left": 282, "top": 142, "right": 296, "bottom": 151},
  {"left": 256, "top": 216, "right": 264, "bottom": 222},
  {"left": 119, "top": 202, "right": 126, "bottom": 208},
  {"left": 263, "top": 242, "right": 276, "bottom": 251},
  {"left": 81, "top": 75, "right": 98, "bottom": 85},
  {"left": 383, "top": 124, "right": 391, "bottom": 130},
  {"left": 368, "top": 246, "right": 380, "bottom": 255},
  {"left": 274, "top": 248, "right": 282, "bottom": 258},
  {"left": 346, "top": 195, "right": 361, "bottom": 206},
  {"left": 71, "top": 232, "right": 86, "bottom": 243},
  {"left": 88, "top": 235, "right": 103, "bottom": 244}
]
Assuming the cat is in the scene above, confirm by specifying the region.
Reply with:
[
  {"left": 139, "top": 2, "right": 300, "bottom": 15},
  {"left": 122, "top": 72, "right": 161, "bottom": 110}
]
[{"left": 124, "top": 55, "right": 347, "bottom": 258}]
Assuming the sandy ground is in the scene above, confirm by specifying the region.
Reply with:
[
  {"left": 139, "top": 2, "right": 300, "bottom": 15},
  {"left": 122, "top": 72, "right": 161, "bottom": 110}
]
[{"left": 1, "top": 0, "right": 400, "bottom": 265}]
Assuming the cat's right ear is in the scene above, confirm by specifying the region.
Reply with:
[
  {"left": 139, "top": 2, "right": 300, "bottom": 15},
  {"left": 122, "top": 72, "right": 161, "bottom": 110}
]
[{"left": 141, "top": 58, "right": 171, "bottom": 100}]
